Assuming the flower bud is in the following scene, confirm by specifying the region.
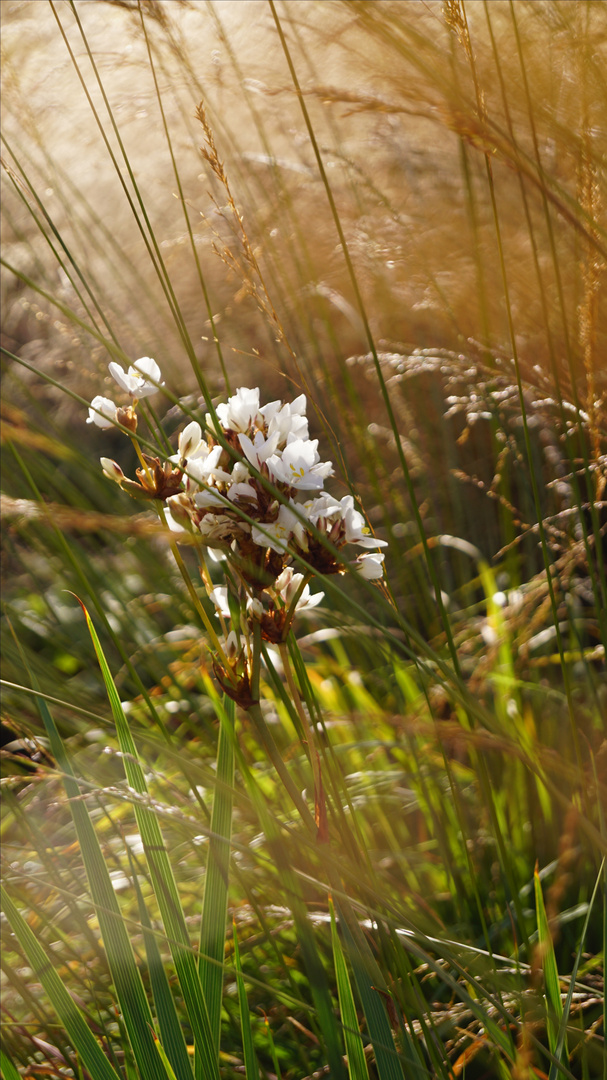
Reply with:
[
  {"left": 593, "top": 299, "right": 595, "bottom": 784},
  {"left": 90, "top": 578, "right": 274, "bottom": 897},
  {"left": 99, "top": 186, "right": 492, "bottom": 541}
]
[
  {"left": 116, "top": 405, "right": 138, "bottom": 433},
  {"left": 100, "top": 458, "right": 125, "bottom": 484},
  {"left": 247, "top": 596, "right": 264, "bottom": 620},
  {"left": 178, "top": 421, "right": 203, "bottom": 462},
  {"left": 166, "top": 493, "right": 195, "bottom": 531}
]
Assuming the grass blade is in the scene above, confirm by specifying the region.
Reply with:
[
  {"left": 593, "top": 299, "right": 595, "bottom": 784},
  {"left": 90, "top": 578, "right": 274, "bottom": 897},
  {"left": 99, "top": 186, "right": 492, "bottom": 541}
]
[
  {"left": 150, "top": 1029, "right": 180, "bottom": 1080},
  {"left": 198, "top": 693, "right": 235, "bottom": 1057},
  {"left": 335, "top": 902, "right": 406, "bottom": 1080},
  {"left": 1, "top": 886, "right": 121, "bottom": 1080},
  {"left": 0, "top": 1048, "right": 22, "bottom": 1080},
  {"left": 534, "top": 865, "right": 567, "bottom": 1065},
  {"left": 78, "top": 598, "right": 220, "bottom": 1080},
  {"left": 232, "top": 923, "right": 261, "bottom": 1080},
  {"left": 129, "top": 854, "right": 194, "bottom": 1080},
  {"left": 549, "top": 860, "right": 603, "bottom": 1080},
  {"left": 16, "top": 660, "right": 173, "bottom": 1080},
  {"left": 329, "top": 898, "right": 370, "bottom": 1080}
]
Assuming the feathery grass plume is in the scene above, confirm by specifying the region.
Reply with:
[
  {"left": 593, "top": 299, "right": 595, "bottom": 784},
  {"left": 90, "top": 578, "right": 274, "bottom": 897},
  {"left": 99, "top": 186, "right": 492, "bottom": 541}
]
[{"left": 1, "top": 2, "right": 605, "bottom": 1078}]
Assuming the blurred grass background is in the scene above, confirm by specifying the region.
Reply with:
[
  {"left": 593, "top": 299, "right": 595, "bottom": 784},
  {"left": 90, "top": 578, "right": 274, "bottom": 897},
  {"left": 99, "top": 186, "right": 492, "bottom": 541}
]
[{"left": 1, "top": 1, "right": 605, "bottom": 1078}]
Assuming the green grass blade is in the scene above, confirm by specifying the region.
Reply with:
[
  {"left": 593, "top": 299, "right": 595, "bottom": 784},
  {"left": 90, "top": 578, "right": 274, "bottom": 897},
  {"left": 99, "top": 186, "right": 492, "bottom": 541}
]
[
  {"left": 549, "top": 859, "right": 603, "bottom": 1080},
  {"left": 17, "top": 665, "right": 173, "bottom": 1080},
  {"left": 232, "top": 924, "right": 261, "bottom": 1080},
  {"left": 130, "top": 855, "right": 194, "bottom": 1080},
  {"left": 150, "top": 1029, "right": 180, "bottom": 1080},
  {"left": 0, "top": 1048, "right": 22, "bottom": 1080},
  {"left": 78, "top": 598, "right": 220, "bottom": 1080},
  {"left": 234, "top": 755, "right": 346, "bottom": 1080},
  {"left": 534, "top": 866, "right": 566, "bottom": 1064},
  {"left": 0, "top": 886, "right": 121, "bottom": 1080},
  {"left": 198, "top": 694, "right": 235, "bottom": 1057},
  {"left": 335, "top": 904, "right": 406, "bottom": 1080},
  {"left": 262, "top": 1015, "right": 282, "bottom": 1080},
  {"left": 329, "top": 898, "right": 370, "bottom": 1080}
]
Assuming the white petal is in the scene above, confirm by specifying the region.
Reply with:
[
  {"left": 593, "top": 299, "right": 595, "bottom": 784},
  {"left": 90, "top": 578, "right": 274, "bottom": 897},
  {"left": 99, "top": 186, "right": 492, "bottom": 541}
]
[
  {"left": 209, "top": 586, "right": 230, "bottom": 617},
  {"left": 87, "top": 396, "right": 117, "bottom": 428},
  {"left": 193, "top": 488, "right": 226, "bottom": 509},
  {"left": 356, "top": 553, "right": 385, "bottom": 579},
  {"left": 131, "top": 356, "right": 162, "bottom": 384},
  {"left": 178, "top": 421, "right": 203, "bottom": 460},
  {"left": 164, "top": 508, "right": 187, "bottom": 534},
  {"left": 108, "top": 362, "right": 138, "bottom": 395},
  {"left": 227, "top": 482, "right": 257, "bottom": 501}
]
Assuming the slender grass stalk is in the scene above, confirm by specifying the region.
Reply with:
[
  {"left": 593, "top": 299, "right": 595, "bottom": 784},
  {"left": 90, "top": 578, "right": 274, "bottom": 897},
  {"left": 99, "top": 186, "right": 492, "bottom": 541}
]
[
  {"left": 198, "top": 696, "right": 235, "bottom": 1058},
  {"left": 232, "top": 924, "right": 261, "bottom": 1080}
]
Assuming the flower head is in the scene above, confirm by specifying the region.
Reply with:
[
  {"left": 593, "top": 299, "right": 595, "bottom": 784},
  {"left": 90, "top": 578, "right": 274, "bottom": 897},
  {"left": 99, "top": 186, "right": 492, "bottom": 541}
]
[
  {"left": 274, "top": 567, "right": 323, "bottom": 611},
  {"left": 108, "top": 357, "right": 164, "bottom": 399},
  {"left": 89, "top": 380, "right": 387, "bottom": 666},
  {"left": 87, "top": 396, "right": 117, "bottom": 428},
  {"left": 355, "top": 552, "right": 385, "bottom": 580},
  {"left": 215, "top": 387, "right": 260, "bottom": 433},
  {"left": 262, "top": 394, "right": 309, "bottom": 445},
  {"left": 268, "top": 438, "right": 333, "bottom": 491}
]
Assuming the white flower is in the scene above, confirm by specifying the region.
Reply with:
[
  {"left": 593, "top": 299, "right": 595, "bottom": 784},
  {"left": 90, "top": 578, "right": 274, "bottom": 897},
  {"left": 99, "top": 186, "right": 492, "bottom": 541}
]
[
  {"left": 355, "top": 552, "right": 385, "bottom": 580},
  {"left": 251, "top": 503, "right": 299, "bottom": 552},
  {"left": 182, "top": 446, "right": 232, "bottom": 492},
  {"left": 108, "top": 357, "right": 164, "bottom": 399},
  {"left": 100, "top": 457, "right": 124, "bottom": 483},
  {"left": 181, "top": 452, "right": 213, "bottom": 493},
  {"left": 209, "top": 586, "right": 230, "bottom": 618},
  {"left": 247, "top": 596, "right": 264, "bottom": 620},
  {"left": 267, "top": 438, "right": 333, "bottom": 491},
  {"left": 274, "top": 568, "right": 323, "bottom": 611},
  {"left": 227, "top": 482, "right": 258, "bottom": 502},
  {"left": 222, "top": 630, "right": 243, "bottom": 659},
  {"left": 87, "top": 396, "right": 117, "bottom": 428},
  {"left": 293, "top": 582, "right": 323, "bottom": 612},
  {"left": 262, "top": 394, "right": 309, "bottom": 445},
  {"left": 340, "top": 495, "right": 388, "bottom": 549},
  {"left": 230, "top": 461, "right": 251, "bottom": 485},
  {"left": 304, "top": 492, "right": 343, "bottom": 527},
  {"left": 166, "top": 493, "right": 195, "bottom": 531},
  {"left": 215, "top": 387, "right": 260, "bottom": 433},
  {"left": 178, "top": 421, "right": 205, "bottom": 462},
  {"left": 238, "top": 430, "right": 280, "bottom": 470},
  {"left": 199, "top": 444, "right": 233, "bottom": 484}
]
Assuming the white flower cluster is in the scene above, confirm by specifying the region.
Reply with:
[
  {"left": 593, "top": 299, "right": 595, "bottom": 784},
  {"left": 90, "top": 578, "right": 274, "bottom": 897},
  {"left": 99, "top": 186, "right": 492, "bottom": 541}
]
[
  {"left": 163, "top": 385, "right": 387, "bottom": 584},
  {"left": 88, "top": 366, "right": 386, "bottom": 665}
]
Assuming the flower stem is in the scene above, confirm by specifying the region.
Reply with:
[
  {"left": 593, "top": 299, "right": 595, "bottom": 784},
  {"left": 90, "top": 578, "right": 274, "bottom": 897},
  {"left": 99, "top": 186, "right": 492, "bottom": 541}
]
[
  {"left": 155, "top": 502, "right": 236, "bottom": 683},
  {"left": 130, "top": 435, "right": 154, "bottom": 485},
  {"left": 251, "top": 620, "right": 262, "bottom": 704},
  {"left": 246, "top": 699, "right": 315, "bottom": 833},
  {"left": 278, "top": 641, "right": 322, "bottom": 805}
]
